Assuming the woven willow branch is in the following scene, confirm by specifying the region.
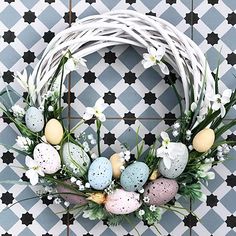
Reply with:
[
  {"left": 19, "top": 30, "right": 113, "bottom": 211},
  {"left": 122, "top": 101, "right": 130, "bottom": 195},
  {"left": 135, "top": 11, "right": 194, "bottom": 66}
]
[{"left": 32, "top": 10, "right": 215, "bottom": 111}]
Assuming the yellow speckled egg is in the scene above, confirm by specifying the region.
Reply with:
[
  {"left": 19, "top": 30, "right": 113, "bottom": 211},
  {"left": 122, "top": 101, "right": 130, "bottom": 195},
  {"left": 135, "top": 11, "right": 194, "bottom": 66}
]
[
  {"left": 110, "top": 153, "right": 125, "bottom": 178},
  {"left": 45, "top": 119, "right": 64, "bottom": 145},
  {"left": 192, "top": 128, "right": 215, "bottom": 153}
]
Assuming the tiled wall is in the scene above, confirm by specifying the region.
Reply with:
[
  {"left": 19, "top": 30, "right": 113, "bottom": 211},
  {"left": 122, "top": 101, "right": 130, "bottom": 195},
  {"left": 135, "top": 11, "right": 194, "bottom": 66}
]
[{"left": 0, "top": 0, "right": 235, "bottom": 235}]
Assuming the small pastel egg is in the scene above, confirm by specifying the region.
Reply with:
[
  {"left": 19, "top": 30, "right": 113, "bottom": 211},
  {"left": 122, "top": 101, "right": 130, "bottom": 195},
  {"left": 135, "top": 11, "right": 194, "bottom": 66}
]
[
  {"left": 62, "top": 142, "right": 91, "bottom": 177},
  {"left": 25, "top": 107, "right": 44, "bottom": 132},
  {"left": 159, "top": 143, "right": 188, "bottom": 178},
  {"left": 57, "top": 181, "right": 87, "bottom": 205},
  {"left": 105, "top": 189, "right": 141, "bottom": 215},
  {"left": 88, "top": 157, "right": 112, "bottom": 190},
  {"left": 144, "top": 178, "right": 178, "bottom": 206},
  {"left": 45, "top": 119, "right": 64, "bottom": 145},
  {"left": 120, "top": 161, "right": 149, "bottom": 192},
  {"left": 33, "top": 143, "right": 61, "bottom": 174},
  {"left": 192, "top": 128, "right": 215, "bottom": 153},
  {"left": 110, "top": 153, "right": 125, "bottom": 178}
]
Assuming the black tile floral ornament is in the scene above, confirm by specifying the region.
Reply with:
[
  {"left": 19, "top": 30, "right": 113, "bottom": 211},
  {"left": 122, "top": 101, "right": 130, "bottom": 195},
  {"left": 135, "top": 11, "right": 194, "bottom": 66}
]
[{"left": 1, "top": 10, "right": 236, "bottom": 231}]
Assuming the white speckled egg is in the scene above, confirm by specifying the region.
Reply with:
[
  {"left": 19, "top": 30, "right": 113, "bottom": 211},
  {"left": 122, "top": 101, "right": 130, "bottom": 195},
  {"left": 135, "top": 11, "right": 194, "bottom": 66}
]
[
  {"left": 105, "top": 189, "right": 141, "bottom": 215},
  {"left": 144, "top": 178, "right": 178, "bottom": 206},
  {"left": 33, "top": 143, "right": 61, "bottom": 174},
  {"left": 193, "top": 128, "right": 215, "bottom": 153},
  {"left": 57, "top": 180, "right": 87, "bottom": 205},
  {"left": 110, "top": 153, "right": 125, "bottom": 178},
  {"left": 62, "top": 142, "right": 90, "bottom": 177},
  {"left": 159, "top": 143, "right": 188, "bottom": 178},
  {"left": 25, "top": 107, "right": 44, "bottom": 132},
  {"left": 88, "top": 157, "right": 112, "bottom": 190},
  {"left": 120, "top": 162, "right": 149, "bottom": 192},
  {"left": 45, "top": 119, "right": 64, "bottom": 145}
]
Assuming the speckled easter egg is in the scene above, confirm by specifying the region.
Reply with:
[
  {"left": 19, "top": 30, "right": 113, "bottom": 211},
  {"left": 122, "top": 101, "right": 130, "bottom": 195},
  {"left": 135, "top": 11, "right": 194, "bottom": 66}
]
[
  {"left": 110, "top": 153, "right": 125, "bottom": 178},
  {"left": 57, "top": 181, "right": 87, "bottom": 205},
  {"left": 192, "top": 128, "right": 215, "bottom": 153},
  {"left": 159, "top": 143, "right": 188, "bottom": 178},
  {"left": 88, "top": 157, "right": 112, "bottom": 190},
  {"left": 105, "top": 189, "right": 141, "bottom": 215},
  {"left": 25, "top": 107, "right": 44, "bottom": 132},
  {"left": 144, "top": 178, "right": 178, "bottom": 206},
  {"left": 33, "top": 143, "right": 61, "bottom": 174},
  {"left": 120, "top": 162, "right": 149, "bottom": 192},
  {"left": 45, "top": 119, "right": 64, "bottom": 145},
  {"left": 62, "top": 142, "right": 90, "bottom": 177}
]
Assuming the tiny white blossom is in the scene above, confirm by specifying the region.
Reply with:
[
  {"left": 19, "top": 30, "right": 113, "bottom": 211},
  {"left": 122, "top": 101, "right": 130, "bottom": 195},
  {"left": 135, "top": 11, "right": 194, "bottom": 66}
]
[
  {"left": 143, "top": 196, "right": 150, "bottom": 203},
  {"left": 47, "top": 195, "right": 53, "bottom": 200},
  {"left": 64, "top": 201, "right": 70, "bottom": 207},
  {"left": 83, "top": 142, "right": 89, "bottom": 148},
  {"left": 16, "top": 136, "right": 33, "bottom": 151},
  {"left": 83, "top": 98, "right": 107, "bottom": 122},
  {"left": 150, "top": 205, "right": 157, "bottom": 212},
  {"left": 84, "top": 146, "right": 90, "bottom": 152},
  {"left": 142, "top": 46, "right": 169, "bottom": 75},
  {"left": 54, "top": 198, "right": 62, "bottom": 204},
  {"left": 48, "top": 105, "right": 54, "bottom": 112},
  {"left": 64, "top": 52, "right": 87, "bottom": 72},
  {"left": 138, "top": 188, "right": 145, "bottom": 194},
  {"left": 70, "top": 177, "right": 77, "bottom": 183},
  {"left": 190, "top": 102, "right": 197, "bottom": 112},
  {"left": 188, "top": 145, "right": 193, "bottom": 151},
  {"left": 79, "top": 185, "right": 85, "bottom": 191},
  {"left": 138, "top": 209, "right": 145, "bottom": 216},
  {"left": 208, "top": 89, "right": 232, "bottom": 117},
  {"left": 198, "top": 163, "right": 215, "bottom": 180},
  {"left": 76, "top": 180, "right": 82, "bottom": 186},
  {"left": 25, "top": 156, "right": 45, "bottom": 186},
  {"left": 172, "top": 130, "right": 179, "bottom": 137},
  {"left": 85, "top": 182, "right": 90, "bottom": 188},
  {"left": 173, "top": 122, "right": 180, "bottom": 130},
  {"left": 11, "top": 105, "right": 25, "bottom": 118},
  {"left": 186, "top": 130, "right": 192, "bottom": 136},
  {"left": 91, "top": 153, "right": 97, "bottom": 159}
]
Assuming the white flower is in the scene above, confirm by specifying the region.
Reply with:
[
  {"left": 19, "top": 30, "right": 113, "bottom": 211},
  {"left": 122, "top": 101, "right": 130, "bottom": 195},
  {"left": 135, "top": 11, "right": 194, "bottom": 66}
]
[
  {"left": 70, "top": 177, "right": 77, "bottom": 183},
  {"left": 191, "top": 102, "right": 197, "bottom": 112},
  {"left": 142, "top": 46, "right": 169, "bottom": 75},
  {"left": 83, "top": 98, "right": 107, "bottom": 122},
  {"left": 64, "top": 201, "right": 70, "bottom": 207},
  {"left": 149, "top": 205, "right": 157, "bottom": 212},
  {"left": 25, "top": 156, "right": 45, "bottom": 186},
  {"left": 79, "top": 185, "right": 85, "bottom": 191},
  {"left": 188, "top": 145, "right": 193, "bottom": 151},
  {"left": 172, "top": 130, "right": 179, "bottom": 137},
  {"left": 124, "top": 150, "right": 131, "bottom": 161},
  {"left": 11, "top": 105, "right": 25, "bottom": 118},
  {"left": 198, "top": 163, "right": 215, "bottom": 180},
  {"left": 83, "top": 141, "right": 89, "bottom": 148},
  {"left": 76, "top": 180, "right": 82, "bottom": 186},
  {"left": 208, "top": 89, "right": 232, "bottom": 117},
  {"left": 48, "top": 106, "right": 54, "bottom": 112},
  {"left": 173, "top": 122, "right": 180, "bottom": 130},
  {"left": 156, "top": 132, "right": 175, "bottom": 169},
  {"left": 91, "top": 153, "right": 97, "bottom": 159},
  {"left": 138, "top": 188, "right": 144, "bottom": 194},
  {"left": 54, "top": 198, "right": 62, "bottom": 204},
  {"left": 138, "top": 209, "right": 145, "bottom": 216},
  {"left": 64, "top": 52, "right": 87, "bottom": 72},
  {"left": 85, "top": 182, "right": 90, "bottom": 188},
  {"left": 143, "top": 196, "right": 150, "bottom": 203},
  {"left": 16, "top": 136, "right": 33, "bottom": 151},
  {"left": 186, "top": 130, "right": 192, "bottom": 136},
  {"left": 47, "top": 195, "right": 53, "bottom": 200}
]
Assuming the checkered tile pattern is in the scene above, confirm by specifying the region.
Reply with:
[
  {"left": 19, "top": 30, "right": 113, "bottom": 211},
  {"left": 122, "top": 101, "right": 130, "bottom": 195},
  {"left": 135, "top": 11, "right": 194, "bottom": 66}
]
[{"left": 0, "top": 0, "right": 235, "bottom": 235}]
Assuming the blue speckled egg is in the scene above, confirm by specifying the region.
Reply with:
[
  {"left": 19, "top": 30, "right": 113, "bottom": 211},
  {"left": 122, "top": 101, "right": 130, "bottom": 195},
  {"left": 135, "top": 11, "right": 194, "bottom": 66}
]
[
  {"left": 25, "top": 107, "right": 44, "bottom": 132},
  {"left": 159, "top": 143, "right": 188, "bottom": 178},
  {"left": 62, "top": 142, "right": 91, "bottom": 177},
  {"left": 88, "top": 157, "right": 112, "bottom": 190},
  {"left": 120, "top": 161, "right": 149, "bottom": 192}
]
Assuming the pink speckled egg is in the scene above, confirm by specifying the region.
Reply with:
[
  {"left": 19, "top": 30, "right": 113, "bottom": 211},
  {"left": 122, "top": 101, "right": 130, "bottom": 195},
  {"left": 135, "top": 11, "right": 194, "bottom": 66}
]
[
  {"left": 105, "top": 189, "right": 141, "bottom": 215},
  {"left": 144, "top": 178, "right": 178, "bottom": 206},
  {"left": 57, "top": 181, "right": 87, "bottom": 205}
]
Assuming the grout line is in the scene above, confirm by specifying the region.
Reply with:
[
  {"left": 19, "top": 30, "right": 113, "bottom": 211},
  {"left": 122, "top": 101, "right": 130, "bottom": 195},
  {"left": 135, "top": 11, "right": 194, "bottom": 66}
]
[{"left": 67, "top": 1, "right": 72, "bottom": 236}]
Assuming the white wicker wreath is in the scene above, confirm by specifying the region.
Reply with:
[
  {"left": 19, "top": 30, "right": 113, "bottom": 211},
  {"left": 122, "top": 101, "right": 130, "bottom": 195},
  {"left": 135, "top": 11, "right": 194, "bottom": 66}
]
[
  {"left": 32, "top": 10, "right": 214, "bottom": 110},
  {"left": 2, "top": 10, "right": 236, "bottom": 228}
]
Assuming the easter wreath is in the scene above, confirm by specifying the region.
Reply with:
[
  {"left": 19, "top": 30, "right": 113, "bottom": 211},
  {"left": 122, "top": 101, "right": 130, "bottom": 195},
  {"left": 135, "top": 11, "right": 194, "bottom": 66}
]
[{"left": 1, "top": 10, "right": 236, "bottom": 229}]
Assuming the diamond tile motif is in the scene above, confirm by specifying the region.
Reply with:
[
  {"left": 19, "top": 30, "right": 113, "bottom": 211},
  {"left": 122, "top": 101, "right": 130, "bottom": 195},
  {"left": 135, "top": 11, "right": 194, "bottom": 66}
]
[{"left": 0, "top": 0, "right": 235, "bottom": 236}]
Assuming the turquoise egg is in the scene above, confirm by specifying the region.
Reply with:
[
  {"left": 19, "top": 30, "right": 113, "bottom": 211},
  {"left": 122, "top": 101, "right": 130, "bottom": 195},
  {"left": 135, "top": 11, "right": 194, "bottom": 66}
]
[
  {"left": 88, "top": 157, "right": 112, "bottom": 190},
  {"left": 25, "top": 107, "right": 44, "bottom": 132},
  {"left": 62, "top": 142, "right": 91, "bottom": 177},
  {"left": 120, "top": 161, "right": 149, "bottom": 192}
]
